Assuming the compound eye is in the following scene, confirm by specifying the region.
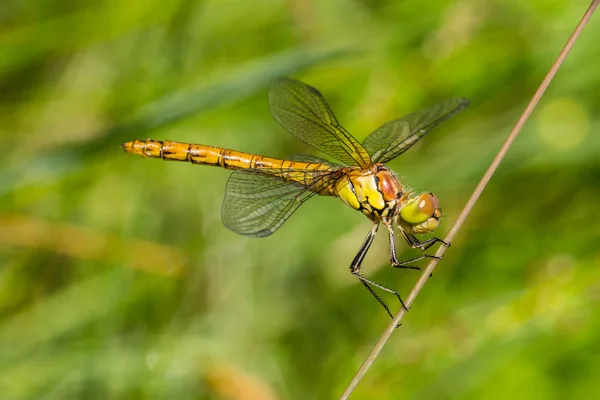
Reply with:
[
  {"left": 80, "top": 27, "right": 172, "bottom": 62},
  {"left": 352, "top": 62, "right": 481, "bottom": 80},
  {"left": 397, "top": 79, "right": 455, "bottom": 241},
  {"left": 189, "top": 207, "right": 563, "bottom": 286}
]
[
  {"left": 399, "top": 192, "right": 441, "bottom": 225},
  {"left": 417, "top": 193, "right": 439, "bottom": 218}
]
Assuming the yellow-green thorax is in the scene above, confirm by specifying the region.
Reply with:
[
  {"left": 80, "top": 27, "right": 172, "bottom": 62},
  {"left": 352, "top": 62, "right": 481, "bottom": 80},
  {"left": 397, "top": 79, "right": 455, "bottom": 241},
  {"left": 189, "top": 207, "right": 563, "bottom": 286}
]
[{"left": 335, "top": 164, "right": 407, "bottom": 222}]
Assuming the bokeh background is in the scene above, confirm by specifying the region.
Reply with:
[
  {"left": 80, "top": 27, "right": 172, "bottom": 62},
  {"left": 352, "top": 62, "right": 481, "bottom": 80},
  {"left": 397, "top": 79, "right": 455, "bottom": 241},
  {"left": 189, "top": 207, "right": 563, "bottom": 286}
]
[{"left": 1, "top": 0, "right": 600, "bottom": 399}]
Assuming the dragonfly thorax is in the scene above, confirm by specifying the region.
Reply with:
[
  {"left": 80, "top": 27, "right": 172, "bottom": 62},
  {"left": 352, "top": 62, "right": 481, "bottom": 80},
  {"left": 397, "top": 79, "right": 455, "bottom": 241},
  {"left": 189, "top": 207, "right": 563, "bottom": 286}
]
[{"left": 335, "top": 164, "right": 407, "bottom": 221}]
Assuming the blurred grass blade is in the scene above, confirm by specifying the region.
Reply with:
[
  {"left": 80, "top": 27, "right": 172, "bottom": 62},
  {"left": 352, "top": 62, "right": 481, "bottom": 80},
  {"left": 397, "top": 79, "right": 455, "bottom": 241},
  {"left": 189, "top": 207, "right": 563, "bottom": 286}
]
[
  {"left": 0, "top": 270, "right": 134, "bottom": 366},
  {"left": 0, "top": 213, "right": 186, "bottom": 276}
]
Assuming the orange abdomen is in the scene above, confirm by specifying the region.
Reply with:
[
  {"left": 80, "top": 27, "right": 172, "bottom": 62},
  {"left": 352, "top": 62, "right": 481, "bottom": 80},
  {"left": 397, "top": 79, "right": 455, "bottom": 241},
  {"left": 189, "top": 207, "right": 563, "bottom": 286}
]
[{"left": 121, "top": 139, "right": 335, "bottom": 189}]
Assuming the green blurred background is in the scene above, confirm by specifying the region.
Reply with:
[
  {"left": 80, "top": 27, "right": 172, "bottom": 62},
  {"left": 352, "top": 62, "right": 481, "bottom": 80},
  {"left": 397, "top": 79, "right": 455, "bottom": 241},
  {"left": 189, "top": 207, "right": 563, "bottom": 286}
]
[{"left": 1, "top": 0, "right": 599, "bottom": 399}]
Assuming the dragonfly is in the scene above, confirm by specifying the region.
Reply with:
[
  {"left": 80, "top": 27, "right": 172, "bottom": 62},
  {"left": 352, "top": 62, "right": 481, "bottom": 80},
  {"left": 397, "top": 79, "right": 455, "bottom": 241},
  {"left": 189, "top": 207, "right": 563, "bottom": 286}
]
[{"left": 122, "top": 77, "right": 468, "bottom": 318}]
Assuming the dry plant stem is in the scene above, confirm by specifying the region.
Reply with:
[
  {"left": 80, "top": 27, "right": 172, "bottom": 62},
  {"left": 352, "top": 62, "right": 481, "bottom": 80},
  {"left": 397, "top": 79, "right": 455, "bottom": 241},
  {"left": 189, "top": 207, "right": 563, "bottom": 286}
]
[{"left": 339, "top": 1, "right": 600, "bottom": 399}]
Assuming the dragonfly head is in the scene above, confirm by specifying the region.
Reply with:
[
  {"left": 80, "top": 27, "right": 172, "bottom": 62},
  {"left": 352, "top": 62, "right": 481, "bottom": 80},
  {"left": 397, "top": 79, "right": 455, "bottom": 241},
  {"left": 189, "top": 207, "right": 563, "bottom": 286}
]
[{"left": 397, "top": 193, "right": 442, "bottom": 234}]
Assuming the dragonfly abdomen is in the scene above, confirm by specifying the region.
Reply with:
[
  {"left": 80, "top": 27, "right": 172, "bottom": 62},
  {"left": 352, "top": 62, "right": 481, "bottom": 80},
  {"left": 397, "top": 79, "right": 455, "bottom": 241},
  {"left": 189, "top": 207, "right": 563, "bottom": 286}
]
[
  {"left": 122, "top": 139, "right": 249, "bottom": 167},
  {"left": 121, "top": 139, "right": 333, "bottom": 185}
]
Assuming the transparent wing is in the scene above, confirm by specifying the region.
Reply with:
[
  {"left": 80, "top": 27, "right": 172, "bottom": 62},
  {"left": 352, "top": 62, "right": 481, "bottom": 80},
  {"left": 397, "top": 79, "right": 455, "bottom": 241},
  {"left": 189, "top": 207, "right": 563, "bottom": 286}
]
[
  {"left": 222, "top": 168, "right": 338, "bottom": 237},
  {"left": 363, "top": 97, "right": 469, "bottom": 164},
  {"left": 290, "top": 154, "right": 342, "bottom": 168},
  {"left": 269, "top": 77, "right": 372, "bottom": 168}
]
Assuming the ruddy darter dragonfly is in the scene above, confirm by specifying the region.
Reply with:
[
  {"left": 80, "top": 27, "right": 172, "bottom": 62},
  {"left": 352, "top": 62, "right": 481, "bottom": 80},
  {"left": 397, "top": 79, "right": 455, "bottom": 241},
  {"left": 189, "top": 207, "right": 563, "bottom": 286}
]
[{"left": 122, "top": 77, "right": 468, "bottom": 318}]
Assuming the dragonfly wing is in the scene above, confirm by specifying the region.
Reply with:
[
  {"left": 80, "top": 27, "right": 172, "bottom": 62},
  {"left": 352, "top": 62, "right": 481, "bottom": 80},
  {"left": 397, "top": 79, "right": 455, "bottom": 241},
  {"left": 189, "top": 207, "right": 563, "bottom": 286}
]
[
  {"left": 363, "top": 97, "right": 469, "bottom": 164},
  {"left": 222, "top": 169, "right": 335, "bottom": 237},
  {"left": 269, "top": 77, "right": 372, "bottom": 168},
  {"left": 290, "top": 154, "right": 341, "bottom": 168}
]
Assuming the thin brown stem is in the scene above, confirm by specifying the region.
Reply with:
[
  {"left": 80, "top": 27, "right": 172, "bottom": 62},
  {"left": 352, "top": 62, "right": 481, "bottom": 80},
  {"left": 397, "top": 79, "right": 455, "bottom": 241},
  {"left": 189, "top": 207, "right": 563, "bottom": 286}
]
[{"left": 340, "top": 1, "right": 599, "bottom": 398}]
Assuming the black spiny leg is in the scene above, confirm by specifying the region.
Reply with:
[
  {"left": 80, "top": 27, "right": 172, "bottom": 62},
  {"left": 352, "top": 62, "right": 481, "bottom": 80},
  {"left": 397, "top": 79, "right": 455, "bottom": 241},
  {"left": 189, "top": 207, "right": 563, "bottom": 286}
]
[
  {"left": 400, "top": 230, "right": 450, "bottom": 251},
  {"left": 385, "top": 223, "right": 424, "bottom": 271},
  {"left": 349, "top": 224, "right": 409, "bottom": 318},
  {"left": 394, "top": 229, "right": 450, "bottom": 276}
]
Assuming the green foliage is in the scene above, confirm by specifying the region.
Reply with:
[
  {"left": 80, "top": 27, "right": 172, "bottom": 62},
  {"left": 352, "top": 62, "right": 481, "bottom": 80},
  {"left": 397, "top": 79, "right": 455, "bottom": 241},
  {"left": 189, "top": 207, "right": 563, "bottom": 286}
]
[{"left": 1, "top": 0, "right": 599, "bottom": 398}]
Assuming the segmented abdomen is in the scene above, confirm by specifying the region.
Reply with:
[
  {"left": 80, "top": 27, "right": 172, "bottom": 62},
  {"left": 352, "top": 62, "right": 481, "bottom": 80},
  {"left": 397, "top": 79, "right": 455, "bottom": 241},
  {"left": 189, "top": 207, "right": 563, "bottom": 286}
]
[{"left": 121, "top": 139, "right": 336, "bottom": 191}]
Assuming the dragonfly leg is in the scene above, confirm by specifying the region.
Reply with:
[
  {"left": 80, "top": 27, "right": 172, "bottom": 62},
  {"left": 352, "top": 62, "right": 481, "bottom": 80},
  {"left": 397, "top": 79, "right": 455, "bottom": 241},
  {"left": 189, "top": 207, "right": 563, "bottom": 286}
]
[
  {"left": 358, "top": 279, "right": 393, "bottom": 319},
  {"left": 406, "top": 233, "right": 449, "bottom": 251},
  {"left": 392, "top": 254, "right": 441, "bottom": 268},
  {"left": 409, "top": 235, "right": 450, "bottom": 251},
  {"left": 349, "top": 224, "right": 409, "bottom": 316},
  {"left": 384, "top": 223, "right": 422, "bottom": 271},
  {"left": 381, "top": 226, "right": 449, "bottom": 278}
]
